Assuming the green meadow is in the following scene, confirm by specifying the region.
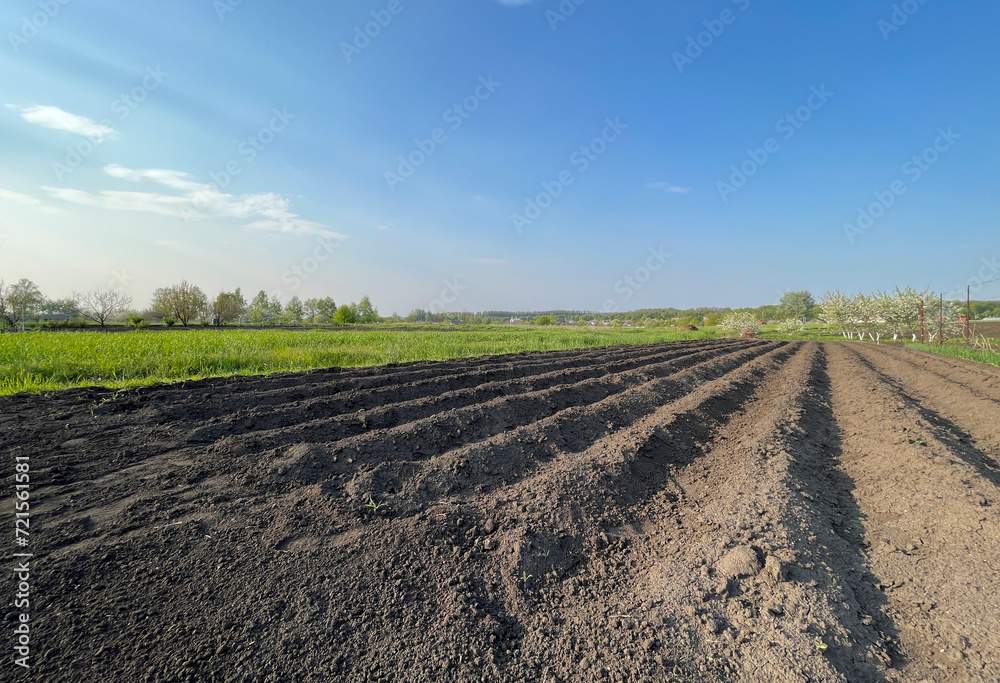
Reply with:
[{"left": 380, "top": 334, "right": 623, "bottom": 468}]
[{"left": 0, "top": 326, "right": 718, "bottom": 395}]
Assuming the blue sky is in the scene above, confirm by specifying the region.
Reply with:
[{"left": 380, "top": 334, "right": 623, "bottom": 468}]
[{"left": 1, "top": 0, "right": 998, "bottom": 315}]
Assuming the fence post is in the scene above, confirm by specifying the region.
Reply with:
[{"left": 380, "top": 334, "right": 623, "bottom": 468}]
[
  {"left": 939, "top": 294, "right": 944, "bottom": 346},
  {"left": 966, "top": 285, "right": 972, "bottom": 344}
]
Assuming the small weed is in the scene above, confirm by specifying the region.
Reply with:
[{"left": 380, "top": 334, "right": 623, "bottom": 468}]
[
  {"left": 813, "top": 637, "right": 828, "bottom": 653},
  {"left": 365, "top": 494, "right": 386, "bottom": 513},
  {"left": 518, "top": 570, "right": 532, "bottom": 585}
]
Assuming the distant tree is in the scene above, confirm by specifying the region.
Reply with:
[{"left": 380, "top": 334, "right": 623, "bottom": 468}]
[
  {"left": 75, "top": 288, "right": 133, "bottom": 327},
  {"left": 703, "top": 312, "right": 721, "bottom": 326},
  {"left": 316, "top": 297, "right": 338, "bottom": 319},
  {"left": 213, "top": 288, "right": 246, "bottom": 325},
  {"left": 0, "top": 279, "right": 45, "bottom": 331},
  {"left": 720, "top": 309, "right": 759, "bottom": 333},
  {"left": 333, "top": 304, "right": 356, "bottom": 325},
  {"left": 283, "top": 296, "right": 305, "bottom": 326},
  {"left": 533, "top": 315, "right": 555, "bottom": 325},
  {"left": 247, "top": 291, "right": 269, "bottom": 325},
  {"left": 406, "top": 309, "right": 427, "bottom": 323},
  {"left": 777, "top": 318, "right": 802, "bottom": 335},
  {"left": 151, "top": 280, "right": 207, "bottom": 326},
  {"left": 43, "top": 297, "right": 81, "bottom": 316},
  {"left": 356, "top": 295, "right": 379, "bottom": 324},
  {"left": 754, "top": 305, "right": 780, "bottom": 323},
  {"left": 303, "top": 298, "right": 319, "bottom": 320},
  {"left": 779, "top": 291, "right": 815, "bottom": 321},
  {"left": 268, "top": 296, "right": 283, "bottom": 324},
  {"left": 819, "top": 291, "right": 850, "bottom": 337},
  {"left": 247, "top": 291, "right": 282, "bottom": 325}
]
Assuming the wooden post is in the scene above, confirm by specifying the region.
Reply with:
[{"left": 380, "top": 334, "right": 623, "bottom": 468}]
[
  {"left": 967, "top": 285, "right": 972, "bottom": 344},
  {"left": 919, "top": 300, "right": 926, "bottom": 343},
  {"left": 939, "top": 294, "right": 944, "bottom": 346}
]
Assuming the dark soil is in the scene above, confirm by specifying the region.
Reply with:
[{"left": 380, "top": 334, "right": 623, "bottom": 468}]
[{"left": 2, "top": 339, "right": 999, "bottom": 682}]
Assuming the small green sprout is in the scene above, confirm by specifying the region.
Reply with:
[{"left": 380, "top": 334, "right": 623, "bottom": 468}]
[
  {"left": 365, "top": 494, "right": 385, "bottom": 513},
  {"left": 813, "top": 637, "right": 828, "bottom": 653},
  {"left": 518, "top": 570, "right": 532, "bottom": 585}
]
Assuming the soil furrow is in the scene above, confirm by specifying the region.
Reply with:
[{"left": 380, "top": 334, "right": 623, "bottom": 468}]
[
  {"left": 181, "top": 339, "right": 743, "bottom": 441},
  {"left": 826, "top": 342, "right": 1000, "bottom": 682},
  {"left": 210, "top": 342, "right": 778, "bottom": 475},
  {"left": 861, "top": 343, "right": 1000, "bottom": 402},
  {"left": 848, "top": 345, "right": 1000, "bottom": 482},
  {"left": 506, "top": 342, "right": 895, "bottom": 682},
  {"left": 144, "top": 339, "right": 742, "bottom": 424}
]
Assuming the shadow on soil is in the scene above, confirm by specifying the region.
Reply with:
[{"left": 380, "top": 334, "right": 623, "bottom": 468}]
[
  {"left": 783, "top": 346, "right": 903, "bottom": 679},
  {"left": 851, "top": 351, "right": 1000, "bottom": 489}
]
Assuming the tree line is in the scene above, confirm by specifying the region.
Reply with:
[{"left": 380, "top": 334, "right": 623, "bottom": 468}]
[{"left": 0, "top": 278, "right": 380, "bottom": 331}]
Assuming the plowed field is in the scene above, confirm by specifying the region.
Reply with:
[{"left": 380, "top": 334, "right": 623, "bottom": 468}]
[{"left": 3, "top": 339, "right": 999, "bottom": 682}]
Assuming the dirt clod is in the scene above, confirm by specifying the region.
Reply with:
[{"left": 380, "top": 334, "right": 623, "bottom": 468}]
[{"left": 716, "top": 545, "right": 761, "bottom": 579}]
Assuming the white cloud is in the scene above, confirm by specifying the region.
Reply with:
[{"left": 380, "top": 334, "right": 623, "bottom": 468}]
[
  {"left": 648, "top": 182, "right": 691, "bottom": 193},
  {"left": 0, "top": 188, "right": 41, "bottom": 205},
  {"left": 8, "top": 104, "right": 117, "bottom": 140},
  {"left": 0, "top": 187, "right": 62, "bottom": 214},
  {"left": 42, "top": 164, "right": 345, "bottom": 239},
  {"left": 104, "top": 164, "right": 202, "bottom": 191}
]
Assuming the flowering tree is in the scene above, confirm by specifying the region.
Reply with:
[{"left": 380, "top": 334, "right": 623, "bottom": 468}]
[
  {"left": 720, "top": 309, "right": 758, "bottom": 334},
  {"left": 777, "top": 318, "right": 802, "bottom": 335},
  {"left": 819, "top": 291, "right": 851, "bottom": 338}
]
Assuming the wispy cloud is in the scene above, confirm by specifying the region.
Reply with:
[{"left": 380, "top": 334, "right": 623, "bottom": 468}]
[
  {"left": 42, "top": 164, "right": 345, "bottom": 239},
  {"left": 0, "top": 188, "right": 42, "bottom": 205},
  {"left": 648, "top": 182, "right": 691, "bottom": 193},
  {"left": 0, "top": 187, "right": 62, "bottom": 213},
  {"left": 7, "top": 104, "right": 117, "bottom": 139}
]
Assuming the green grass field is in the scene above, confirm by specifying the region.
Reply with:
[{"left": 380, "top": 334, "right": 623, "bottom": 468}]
[
  {"left": 0, "top": 326, "right": 719, "bottom": 395},
  {"left": 904, "top": 343, "right": 1000, "bottom": 368}
]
